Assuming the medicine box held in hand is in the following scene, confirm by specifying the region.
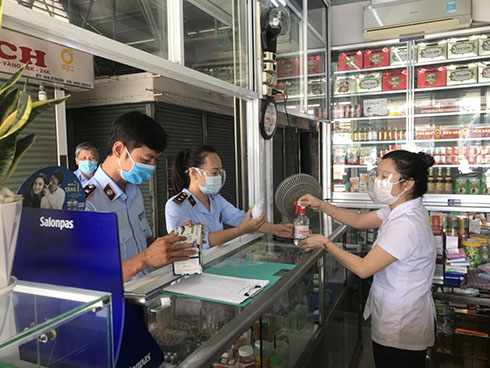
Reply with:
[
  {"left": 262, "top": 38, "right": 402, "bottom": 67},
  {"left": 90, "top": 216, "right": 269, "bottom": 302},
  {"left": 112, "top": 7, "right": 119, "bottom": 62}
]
[{"left": 172, "top": 224, "right": 203, "bottom": 276}]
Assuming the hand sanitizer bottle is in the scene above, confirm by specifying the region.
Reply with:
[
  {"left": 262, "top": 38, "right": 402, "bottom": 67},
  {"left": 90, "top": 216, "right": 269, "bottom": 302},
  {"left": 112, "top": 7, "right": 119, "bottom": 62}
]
[{"left": 293, "top": 201, "right": 309, "bottom": 246}]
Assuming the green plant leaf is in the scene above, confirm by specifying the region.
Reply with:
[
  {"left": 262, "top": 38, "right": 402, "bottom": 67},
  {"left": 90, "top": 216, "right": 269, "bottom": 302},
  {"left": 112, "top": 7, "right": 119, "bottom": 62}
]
[
  {"left": 0, "top": 63, "right": 27, "bottom": 97},
  {"left": 24, "top": 94, "right": 70, "bottom": 129},
  {"left": 1, "top": 133, "right": 36, "bottom": 184},
  {"left": 0, "top": 88, "right": 19, "bottom": 125},
  {"left": 0, "top": 133, "right": 16, "bottom": 184},
  {"left": 0, "top": 92, "right": 31, "bottom": 138}
]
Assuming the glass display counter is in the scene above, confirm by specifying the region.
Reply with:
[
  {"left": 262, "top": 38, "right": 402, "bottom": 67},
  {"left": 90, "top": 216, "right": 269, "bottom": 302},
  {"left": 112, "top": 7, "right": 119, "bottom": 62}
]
[
  {"left": 126, "top": 225, "right": 347, "bottom": 368},
  {"left": 0, "top": 280, "right": 112, "bottom": 367}
]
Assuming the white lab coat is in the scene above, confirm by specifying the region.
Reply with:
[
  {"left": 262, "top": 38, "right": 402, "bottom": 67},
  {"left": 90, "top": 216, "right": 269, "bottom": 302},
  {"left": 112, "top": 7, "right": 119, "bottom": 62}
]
[{"left": 364, "top": 197, "right": 436, "bottom": 351}]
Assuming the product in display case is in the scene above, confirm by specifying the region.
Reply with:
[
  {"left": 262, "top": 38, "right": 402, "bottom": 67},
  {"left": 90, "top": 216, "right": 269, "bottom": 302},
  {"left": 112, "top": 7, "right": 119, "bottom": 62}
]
[
  {"left": 447, "top": 63, "right": 478, "bottom": 85},
  {"left": 338, "top": 50, "right": 363, "bottom": 70},
  {"left": 479, "top": 34, "right": 490, "bottom": 55},
  {"left": 277, "top": 57, "right": 299, "bottom": 77},
  {"left": 478, "top": 61, "right": 490, "bottom": 83},
  {"left": 363, "top": 98, "right": 388, "bottom": 117},
  {"left": 447, "top": 36, "right": 479, "bottom": 59},
  {"left": 390, "top": 45, "right": 407, "bottom": 66},
  {"left": 417, "top": 66, "right": 447, "bottom": 88},
  {"left": 363, "top": 47, "right": 390, "bottom": 68},
  {"left": 333, "top": 75, "right": 356, "bottom": 95},
  {"left": 307, "top": 54, "right": 323, "bottom": 74},
  {"left": 417, "top": 40, "right": 447, "bottom": 62},
  {"left": 357, "top": 72, "right": 382, "bottom": 93},
  {"left": 382, "top": 69, "right": 407, "bottom": 91}
]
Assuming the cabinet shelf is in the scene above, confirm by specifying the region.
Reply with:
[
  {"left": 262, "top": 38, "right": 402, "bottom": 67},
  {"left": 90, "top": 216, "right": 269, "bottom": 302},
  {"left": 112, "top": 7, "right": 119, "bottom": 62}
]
[
  {"left": 333, "top": 115, "right": 406, "bottom": 122},
  {"left": 333, "top": 140, "right": 406, "bottom": 145},
  {"left": 415, "top": 82, "right": 490, "bottom": 93},
  {"left": 333, "top": 64, "right": 406, "bottom": 75},
  {"left": 278, "top": 72, "right": 326, "bottom": 81},
  {"left": 415, "top": 53, "right": 490, "bottom": 67},
  {"left": 416, "top": 137, "right": 490, "bottom": 143},
  {"left": 432, "top": 164, "right": 490, "bottom": 168},
  {"left": 414, "top": 111, "right": 490, "bottom": 118},
  {"left": 332, "top": 89, "right": 407, "bottom": 98}
]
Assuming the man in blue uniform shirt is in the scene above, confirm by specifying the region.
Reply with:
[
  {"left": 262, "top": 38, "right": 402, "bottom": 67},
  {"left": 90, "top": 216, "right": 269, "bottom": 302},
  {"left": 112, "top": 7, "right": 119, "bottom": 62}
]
[
  {"left": 73, "top": 142, "right": 99, "bottom": 187},
  {"left": 85, "top": 111, "right": 197, "bottom": 282}
]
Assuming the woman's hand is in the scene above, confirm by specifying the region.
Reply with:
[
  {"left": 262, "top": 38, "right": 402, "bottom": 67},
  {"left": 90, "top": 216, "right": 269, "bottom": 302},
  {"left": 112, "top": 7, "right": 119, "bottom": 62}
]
[
  {"left": 272, "top": 223, "right": 294, "bottom": 238},
  {"left": 237, "top": 207, "right": 266, "bottom": 235},
  {"left": 298, "top": 194, "right": 325, "bottom": 211},
  {"left": 298, "top": 234, "right": 329, "bottom": 251}
]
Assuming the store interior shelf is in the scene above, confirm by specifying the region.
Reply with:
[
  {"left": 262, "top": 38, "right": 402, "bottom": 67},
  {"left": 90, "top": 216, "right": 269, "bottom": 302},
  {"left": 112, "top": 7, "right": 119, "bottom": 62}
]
[
  {"left": 414, "top": 111, "right": 490, "bottom": 118},
  {"left": 334, "top": 164, "right": 369, "bottom": 168},
  {"left": 333, "top": 115, "right": 406, "bottom": 122},
  {"left": 415, "top": 82, "right": 490, "bottom": 93},
  {"left": 278, "top": 72, "right": 325, "bottom": 81},
  {"left": 333, "top": 140, "right": 406, "bottom": 145},
  {"left": 415, "top": 53, "right": 490, "bottom": 67},
  {"left": 333, "top": 64, "right": 406, "bottom": 75},
  {"left": 288, "top": 95, "right": 326, "bottom": 102},
  {"left": 432, "top": 164, "right": 490, "bottom": 168},
  {"left": 333, "top": 89, "right": 407, "bottom": 98},
  {"left": 416, "top": 137, "right": 490, "bottom": 143}
]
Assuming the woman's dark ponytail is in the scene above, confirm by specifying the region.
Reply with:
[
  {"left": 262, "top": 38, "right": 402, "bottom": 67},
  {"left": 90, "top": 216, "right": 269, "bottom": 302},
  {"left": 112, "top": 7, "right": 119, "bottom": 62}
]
[
  {"left": 171, "top": 144, "right": 217, "bottom": 193},
  {"left": 382, "top": 150, "right": 435, "bottom": 199}
]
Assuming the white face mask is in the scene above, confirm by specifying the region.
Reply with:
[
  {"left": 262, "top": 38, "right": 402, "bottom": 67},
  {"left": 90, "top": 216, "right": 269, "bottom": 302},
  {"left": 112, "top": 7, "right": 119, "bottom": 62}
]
[{"left": 367, "top": 170, "right": 406, "bottom": 205}]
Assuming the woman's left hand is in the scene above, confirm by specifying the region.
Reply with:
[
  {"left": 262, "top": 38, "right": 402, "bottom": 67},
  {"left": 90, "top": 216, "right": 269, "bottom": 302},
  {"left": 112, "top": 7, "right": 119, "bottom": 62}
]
[
  {"left": 273, "top": 224, "right": 294, "bottom": 238},
  {"left": 298, "top": 234, "right": 329, "bottom": 251}
]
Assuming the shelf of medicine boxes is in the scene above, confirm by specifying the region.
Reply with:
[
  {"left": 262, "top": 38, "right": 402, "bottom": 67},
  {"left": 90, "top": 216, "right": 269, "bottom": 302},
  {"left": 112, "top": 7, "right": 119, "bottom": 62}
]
[
  {"left": 414, "top": 82, "right": 490, "bottom": 93},
  {"left": 414, "top": 53, "right": 490, "bottom": 67},
  {"left": 333, "top": 115, "right": 406, "bottom": 122},
  {"left": 332, "top": 89, "right": 407, "bottom": 98},
  {"left": 416, "top": 137, "right": 490, "bottom": 143},
  {"left": 414, "top": 111, "right": 490, "bottom": 118},
  {"left": 332, "top": 140, "right": 407, "bottom": 146}
]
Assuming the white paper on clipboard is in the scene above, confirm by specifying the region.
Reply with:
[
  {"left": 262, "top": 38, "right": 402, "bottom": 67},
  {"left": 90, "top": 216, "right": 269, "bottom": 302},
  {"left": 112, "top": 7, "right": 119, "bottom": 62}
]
[{"left": 162, "top": 273, "right": 269, "bottom": 305}]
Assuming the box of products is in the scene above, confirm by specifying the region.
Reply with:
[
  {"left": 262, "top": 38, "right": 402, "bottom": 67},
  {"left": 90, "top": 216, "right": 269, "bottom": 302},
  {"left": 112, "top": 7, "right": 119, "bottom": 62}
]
[
  {"left": 390, "top": 45, "right": 407, "bottom": 66},
  {"left": 338, "top": 50, "right": 363, "bottom": 70},
  {"left": 447, "top": 63, "right": 478, "bottom": 85},
  {"left": 447, "top": 36, "right": 479, "bottom": 59},
  {"left": 417, "top": 66, "right": 447, "bottom": 88},
  {"left": 349, "top": 177, "right": 359, "bottom": 192},
  {"left": 359, "top": 146, "right": 377, "bottom": 165},
  {"left": 346, "top": 145, "right": 360, "bottom": 164},
  {"left": 333, "top": 147, "right": 346, "bottom": 164},
  {"left": 363, "top": 98, "right": 388, "bottom": 116},
  {"left": 455, "top": 177, "right": 468, "bottom": 194},
  {"left": 478, "top": 61, "right": 490, "bottom": 83},
  {"left": 417, "top": 40, "right": 447, "bottom": 62},
  {"left": 277, "top": 57, "right": 299, "bottom": 77},
  {"left": 308, "top": 54, "right": 323, "bottom": 74},
  {"left": 308, "top": 77, "right": 325, "bottom": 96},
  {"left": 382, "top": 69, "right": 407, "bottom": 90},
  {"left": 479, "top": 35, "right": 490, "bottom": 55},
  {"left": 333, "top": 76, "right": 356, "bottom": 95},
  {"left": 357, "top": 72, "right": 382, "bottom": 93},
  {"left": 172, "top": 224, "right": 202, "bottom": 276},
  {"left": 363, "top": 47, "right": 390, "bottom": 68}
]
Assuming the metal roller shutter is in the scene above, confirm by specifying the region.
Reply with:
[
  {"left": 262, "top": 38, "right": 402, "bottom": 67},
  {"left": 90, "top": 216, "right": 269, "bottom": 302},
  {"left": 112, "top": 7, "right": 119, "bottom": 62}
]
[
  {"left": 154, "top": 102, "right": 203, "bottom": 235},
  {"left": 67, "top": 103, "right": 153, "bottom": 228},
  {"left": 206, "top": 112, "right": 236, "bottom": 206},
  {"left": 5, "top": 83, "right": 57, "bottom": 194}
]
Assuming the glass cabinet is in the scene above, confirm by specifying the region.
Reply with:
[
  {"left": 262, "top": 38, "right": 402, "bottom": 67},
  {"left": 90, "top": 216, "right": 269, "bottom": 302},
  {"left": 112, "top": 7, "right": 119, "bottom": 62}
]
[
  {"left": 0, "top": 280, "right": 112, "bottom": 367},
  {"left": 329, "top": 28, "right": 490, "bottom": 209}
]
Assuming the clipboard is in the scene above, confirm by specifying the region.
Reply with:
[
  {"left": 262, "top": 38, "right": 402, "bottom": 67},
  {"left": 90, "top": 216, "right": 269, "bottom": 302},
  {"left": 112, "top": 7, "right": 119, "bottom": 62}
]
[{"left": 162, "top": 273, "right": 269, "bottom": 305}]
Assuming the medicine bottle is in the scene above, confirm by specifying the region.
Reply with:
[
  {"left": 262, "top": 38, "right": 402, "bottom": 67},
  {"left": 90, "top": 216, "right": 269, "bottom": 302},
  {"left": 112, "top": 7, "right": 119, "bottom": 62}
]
[{"left": 238, "top": 345, "right": 255, "bottom": 368}]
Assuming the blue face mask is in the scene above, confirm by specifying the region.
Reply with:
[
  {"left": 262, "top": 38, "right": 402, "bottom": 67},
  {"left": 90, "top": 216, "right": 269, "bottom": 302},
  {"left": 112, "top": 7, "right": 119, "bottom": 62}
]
[
  {"left": 79, "top": 160, "right": 97, "bottom": 175},
  {"left": 199, "top": 175, "right": 223, "bottom": 195},
  {"left": 118, "top": 147, "right": 155, "bottom": 185}
]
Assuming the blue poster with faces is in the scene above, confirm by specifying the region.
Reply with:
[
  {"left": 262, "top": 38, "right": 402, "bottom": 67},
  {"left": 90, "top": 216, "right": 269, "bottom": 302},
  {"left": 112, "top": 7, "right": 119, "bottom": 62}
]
[{"left": 12, "top": 208, "right": 164, "bottom": 368}]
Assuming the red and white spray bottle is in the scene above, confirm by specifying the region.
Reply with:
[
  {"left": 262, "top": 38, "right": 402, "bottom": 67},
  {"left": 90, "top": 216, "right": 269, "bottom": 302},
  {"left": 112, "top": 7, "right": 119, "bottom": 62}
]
[{"left": 293, "top": 201, "right": 309, "bottom": 246}]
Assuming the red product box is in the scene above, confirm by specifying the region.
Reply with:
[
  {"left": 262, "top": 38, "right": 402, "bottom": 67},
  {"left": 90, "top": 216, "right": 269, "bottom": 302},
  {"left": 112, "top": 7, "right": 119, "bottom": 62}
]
[
  {"left": 308, "top": 54, "right": 323, "bottom": 74},
  {"left": 417, "top": 66, "right": 447, "bottom": 88},
  {"left": 277, "top": 57, "right": 299, "bottom": 77},
  {"left": 382, "top": 69, "right": 407, "bottom": 90},
  {"left": 364, "top": 47, "right": 390, "bottom": 68},
  {"left": 338, "top": 50, "right": 363, "bottom": 70}
]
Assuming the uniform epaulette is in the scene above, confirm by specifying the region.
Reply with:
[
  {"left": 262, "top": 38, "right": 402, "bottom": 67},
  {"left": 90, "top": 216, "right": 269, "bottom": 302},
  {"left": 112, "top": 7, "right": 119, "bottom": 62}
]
[
  {"left": 84, "top": 185, "right": 97, "bottom": 200},
  {"left": 188, "top": 195, "right": 197, "bottom": 207},
  {"left": 103, "top": 183, "right": 116, "bottom": 202},
  {"left": 173, "top": 191, "right": 188, "bottom": 205}
]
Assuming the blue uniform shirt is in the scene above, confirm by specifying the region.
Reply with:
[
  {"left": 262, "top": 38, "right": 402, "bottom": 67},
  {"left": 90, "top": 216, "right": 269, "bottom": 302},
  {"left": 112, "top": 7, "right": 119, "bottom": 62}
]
[
  {"left": 165, "top": 188, "right": 246, "bottom": 249},
  {"left": 85, "top": 167, "right": 153, "bottom": 279},
  {"left": 74, "top": 168, "right": 90, "bottom": 187}
]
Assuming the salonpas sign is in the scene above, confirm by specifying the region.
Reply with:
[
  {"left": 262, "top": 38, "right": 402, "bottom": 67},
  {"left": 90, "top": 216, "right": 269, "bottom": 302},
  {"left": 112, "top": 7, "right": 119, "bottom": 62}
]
[{"left": 0, "top": 28, "right": 94, "bottom": 89}]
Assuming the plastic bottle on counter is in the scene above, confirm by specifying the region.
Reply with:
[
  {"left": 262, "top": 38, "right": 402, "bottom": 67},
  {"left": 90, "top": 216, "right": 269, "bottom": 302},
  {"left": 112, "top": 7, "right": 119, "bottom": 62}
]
[
  {"left": 238, "top": 346, "right": 255, "bottom": 368},
  {"left": 293, "top": 201, "right": 310, "bottom": 246}
]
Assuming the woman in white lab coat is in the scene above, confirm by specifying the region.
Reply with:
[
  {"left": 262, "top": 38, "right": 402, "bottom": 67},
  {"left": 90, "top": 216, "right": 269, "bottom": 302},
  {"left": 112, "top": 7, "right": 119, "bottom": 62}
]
[{"left": 298, "top": 150, "right": 436, "bottom": 368}]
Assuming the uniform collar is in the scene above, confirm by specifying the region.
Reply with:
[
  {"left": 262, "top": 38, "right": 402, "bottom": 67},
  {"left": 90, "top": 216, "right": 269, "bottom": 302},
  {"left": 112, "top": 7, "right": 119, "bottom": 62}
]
[
  {"left": 92, "top": 166, "right": 133, "bottom": 201},
  {"left": 184, "top": 188, "right": 214, "bottom": 214},
  {"left": 387, "top": 197, "right": 423, "bottom": 221}
]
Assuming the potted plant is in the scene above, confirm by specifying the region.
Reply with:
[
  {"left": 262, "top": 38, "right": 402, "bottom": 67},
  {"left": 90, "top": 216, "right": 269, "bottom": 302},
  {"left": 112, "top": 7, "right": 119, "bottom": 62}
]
[{"left": 0, "top": 64, "right": 69, "bottom": 293}]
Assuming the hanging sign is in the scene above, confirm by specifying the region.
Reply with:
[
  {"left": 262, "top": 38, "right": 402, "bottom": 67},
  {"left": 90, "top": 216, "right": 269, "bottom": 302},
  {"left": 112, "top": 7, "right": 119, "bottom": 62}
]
[{"left": 0, "top": 28, "right": 94, "bottom": 89}]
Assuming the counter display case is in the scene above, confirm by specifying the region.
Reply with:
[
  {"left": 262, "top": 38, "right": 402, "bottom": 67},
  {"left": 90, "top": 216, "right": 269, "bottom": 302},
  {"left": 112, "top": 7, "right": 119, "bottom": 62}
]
[
  {"left": 0, "top": 280, "right": 112, "bottom": 367},
  {"left": 329, "top": 27, "right": 490, "bottom": 210},
  {"left": 126, "top": 225, "right": 348, "bottom": 368}
]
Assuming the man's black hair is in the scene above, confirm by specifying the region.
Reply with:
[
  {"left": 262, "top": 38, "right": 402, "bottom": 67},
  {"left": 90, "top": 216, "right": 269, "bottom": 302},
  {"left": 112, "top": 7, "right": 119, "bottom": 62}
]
[
  {"left": 52, "top": 170, "right": 64, "bottom": 185},
  {"left": 106, "top": 111, "right": 167, "bottom": 156}
]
